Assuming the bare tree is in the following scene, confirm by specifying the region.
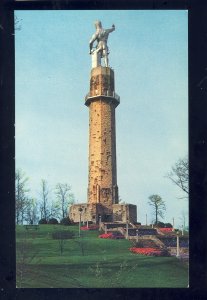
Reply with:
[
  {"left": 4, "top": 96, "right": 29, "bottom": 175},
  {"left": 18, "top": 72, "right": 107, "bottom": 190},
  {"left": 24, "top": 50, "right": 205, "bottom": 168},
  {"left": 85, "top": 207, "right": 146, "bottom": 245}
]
[
  {"left": 55, "top": 183, "right": 74, "bottom": 219},
  {"left": 166, "top": 156, "right": 189, "bottom": 197},
  {"left": 56, "top": 233, "right": 66, "bottom": 256},
  {"left": 15, "top": 169, "right": 30, "bottom": 224},
  {"left": 16, "top": 235, "right": 40, "bottom": 287},
  {"left": 75, "top": 239, "right": 86, "bottom": 256},
  {"left": 25, "top": 198, "right": 38, "bottom": 225},
  {"left": 52, "top": 231, "right": 74, "bottom": 255},
  {"left": 49, "top": 200, "right": 61, "bottom": 220},
  {"left": 39, "top": 179, "right": 50, "bottom": 221},
  {"left": 16, "top": 237, "right": 32, "bottom": 288},
  {"left": 179, "top": 210, "right": 188, "bottom": 230},
  {"left": 148, "top": 194, "right": 166, "bottom": 225}
]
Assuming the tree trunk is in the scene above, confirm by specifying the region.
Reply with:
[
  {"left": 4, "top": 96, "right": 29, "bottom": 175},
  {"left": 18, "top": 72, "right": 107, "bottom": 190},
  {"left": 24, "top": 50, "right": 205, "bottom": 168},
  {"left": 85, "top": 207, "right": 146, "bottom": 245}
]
[{"left": 155, "top": 205, "right": 158, "bottom": 224}]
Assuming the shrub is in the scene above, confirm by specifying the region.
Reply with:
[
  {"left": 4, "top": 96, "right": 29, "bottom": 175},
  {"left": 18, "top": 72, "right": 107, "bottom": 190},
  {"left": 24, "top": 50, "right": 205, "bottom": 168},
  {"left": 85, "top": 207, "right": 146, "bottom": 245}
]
[
  {"left": 129, "top": 247, "right": 169, "bottom": 257},
  {"left": 156, "top": 222, "right": 165, "bottom": 228},
  {"left": 51, "top": 231, "right": 75, "bottom": 239},
  {"left": 81, "top": 225, "right": 99, "bottom": 230},
  {"left": 165, "top": 223, "right": 173, "bottom": 228},
  {"left": 99, "top": 233, "right": 113, "bottom": 239},
  {"left": 38, "top": 218, "right": 47, "bottom": 224},
  {"left": 60, "top": 217, "right": 73, "bottom": 226},
  {"left": 48, "top": 218, "right": 59, "bottom": 224},
  {"left": 159, "top": 228, "right": 173, "bottom": 233},
  {"left": 98, "top": 232, "right": 124, "bottom": 239}
]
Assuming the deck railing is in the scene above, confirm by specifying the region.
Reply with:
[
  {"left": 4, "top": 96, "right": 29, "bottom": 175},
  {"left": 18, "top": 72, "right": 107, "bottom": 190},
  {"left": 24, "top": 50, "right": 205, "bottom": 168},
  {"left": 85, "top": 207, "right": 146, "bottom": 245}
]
[{"left": 85, "top": 91, "right": 120, "bottom": 103}]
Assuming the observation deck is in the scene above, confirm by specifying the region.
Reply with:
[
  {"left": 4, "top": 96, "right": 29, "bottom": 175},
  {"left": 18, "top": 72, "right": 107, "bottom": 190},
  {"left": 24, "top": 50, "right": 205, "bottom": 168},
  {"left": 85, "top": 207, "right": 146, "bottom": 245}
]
[{"left": 85, "top": 91, "right": 120, "bottom": 107}]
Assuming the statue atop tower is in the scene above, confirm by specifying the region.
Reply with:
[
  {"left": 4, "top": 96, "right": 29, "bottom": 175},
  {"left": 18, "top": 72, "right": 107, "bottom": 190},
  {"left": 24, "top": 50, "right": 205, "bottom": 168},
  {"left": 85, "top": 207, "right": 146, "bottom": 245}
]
[{"left": 89, "top": 20, "right": 115, "bottom": 68}]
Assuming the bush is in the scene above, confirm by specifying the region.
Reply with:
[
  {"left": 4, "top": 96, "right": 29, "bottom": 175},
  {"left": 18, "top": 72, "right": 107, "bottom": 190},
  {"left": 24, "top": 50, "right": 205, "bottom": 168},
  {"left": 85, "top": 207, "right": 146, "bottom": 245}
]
[
  {"left": 51, "top": 231, "right": 75, "bottom": 239},
  {"left": 99, "top": 233, "right": 113, "bottom": 239},
  {"left": 156, "top": 222, "right": 165, "bottom": 228},
  {"left": 81, "top": 225, "right": 99, "bottom": 230},
  {"left": 165, "top": 223, "right": 173, "bottom": 228},
  {"left": 48, "top": 218, "right": 59, "bottom": 224},
  {"left": 129, "top": 247, "right": 170, "bottom": 257},
  {"left": 60, "top": 217, "right": 72, "bottom": 226},
  {"left": 38, "top": 218, "right": 48, "bottom": 224},
  {"left": 60, "top": 217, "right": 73, "bottom": 226},
  {"left": 159, "top": 228, "right": 173, "bottom": 233}
]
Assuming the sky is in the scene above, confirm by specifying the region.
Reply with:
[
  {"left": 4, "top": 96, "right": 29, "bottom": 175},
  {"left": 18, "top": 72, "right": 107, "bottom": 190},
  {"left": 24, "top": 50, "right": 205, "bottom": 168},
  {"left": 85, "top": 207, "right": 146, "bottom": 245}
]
[{"left": 15, "top": 10, "right": 188, "bottom": 228}]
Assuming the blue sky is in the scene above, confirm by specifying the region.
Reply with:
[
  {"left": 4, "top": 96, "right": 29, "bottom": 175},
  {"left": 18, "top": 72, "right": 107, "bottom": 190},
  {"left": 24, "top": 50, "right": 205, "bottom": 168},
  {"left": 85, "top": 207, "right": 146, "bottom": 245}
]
[{"left": 15, "top": 10, "right": 188, "bottom": 227}]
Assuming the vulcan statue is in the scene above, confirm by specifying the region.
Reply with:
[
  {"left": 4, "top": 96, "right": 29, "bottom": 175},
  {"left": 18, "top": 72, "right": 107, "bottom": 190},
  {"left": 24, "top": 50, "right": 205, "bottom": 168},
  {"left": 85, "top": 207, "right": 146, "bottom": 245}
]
[{"left": 89, "top": 20, "right": 115, "bottom": 68}]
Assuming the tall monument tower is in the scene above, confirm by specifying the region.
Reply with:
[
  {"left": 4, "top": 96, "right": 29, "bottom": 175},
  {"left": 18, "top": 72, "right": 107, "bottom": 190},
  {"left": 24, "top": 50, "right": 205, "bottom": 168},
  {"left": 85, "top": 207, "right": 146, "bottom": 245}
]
[
  {"left": 69, "top": 21, "right": 137, "bottom": 224},
  {"left": 85, "top": 64, "right": 120, "bottom": 219},
  {"left": 85, "top": 21, "right": 119, "bottom": 221}
]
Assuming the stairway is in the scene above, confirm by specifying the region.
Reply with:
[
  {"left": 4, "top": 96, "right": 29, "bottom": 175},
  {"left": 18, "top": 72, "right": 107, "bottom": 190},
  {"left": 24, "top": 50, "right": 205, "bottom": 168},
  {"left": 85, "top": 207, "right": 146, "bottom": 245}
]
[{"left": 150, "top": 236, "right": 167, "bottom": 250}]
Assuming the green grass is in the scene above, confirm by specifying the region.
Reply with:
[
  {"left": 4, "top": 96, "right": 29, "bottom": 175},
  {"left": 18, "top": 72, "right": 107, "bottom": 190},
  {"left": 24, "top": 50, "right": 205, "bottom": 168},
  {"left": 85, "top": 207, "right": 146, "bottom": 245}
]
[{"left": 16, "top": 225, "right": 188, "bottom": 288}]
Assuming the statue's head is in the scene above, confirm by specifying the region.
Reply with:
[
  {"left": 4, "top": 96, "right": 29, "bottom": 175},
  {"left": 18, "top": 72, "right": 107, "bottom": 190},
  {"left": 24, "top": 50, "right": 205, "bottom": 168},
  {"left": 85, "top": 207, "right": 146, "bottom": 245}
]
[{"left": 94, "top": 20, "right": 102, "bottom": 29}]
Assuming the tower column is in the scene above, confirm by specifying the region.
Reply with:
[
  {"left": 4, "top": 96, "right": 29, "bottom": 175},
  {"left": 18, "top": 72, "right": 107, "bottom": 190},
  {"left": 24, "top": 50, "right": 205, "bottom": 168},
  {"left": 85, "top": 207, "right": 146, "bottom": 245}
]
[{"left": 85, "top": 66, "right": 120, "bottom": 217}]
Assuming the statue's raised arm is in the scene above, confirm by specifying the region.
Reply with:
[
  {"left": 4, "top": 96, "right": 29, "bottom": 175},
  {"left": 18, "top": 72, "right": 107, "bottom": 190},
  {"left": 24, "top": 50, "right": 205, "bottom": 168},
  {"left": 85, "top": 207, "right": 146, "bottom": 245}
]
[{"left": 89, "top": 20, "right": 115, "bottom": 68}]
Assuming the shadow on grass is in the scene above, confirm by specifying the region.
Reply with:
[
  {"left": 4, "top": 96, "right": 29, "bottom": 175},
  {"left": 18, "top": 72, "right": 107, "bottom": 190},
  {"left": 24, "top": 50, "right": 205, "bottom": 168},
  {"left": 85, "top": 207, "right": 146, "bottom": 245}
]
[{"left": 19, "top": 255, "right": 188, "bottom": 288}]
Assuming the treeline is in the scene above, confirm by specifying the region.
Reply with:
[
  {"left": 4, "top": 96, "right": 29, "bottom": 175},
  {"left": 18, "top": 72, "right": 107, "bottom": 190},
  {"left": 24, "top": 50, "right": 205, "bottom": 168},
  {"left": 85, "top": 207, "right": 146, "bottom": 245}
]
[{"left": 15, "top": 169, "right": 75, "bottom": 225}]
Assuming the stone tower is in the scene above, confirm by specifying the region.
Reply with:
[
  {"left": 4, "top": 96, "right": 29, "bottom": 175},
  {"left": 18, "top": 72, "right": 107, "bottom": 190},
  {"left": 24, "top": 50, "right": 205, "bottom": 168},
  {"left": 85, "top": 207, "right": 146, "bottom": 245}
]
[
  {"left": 85, "top": 66, "right": 120, "bottom": 221},
  {"left": 69, "top": 21, "right": 137, "bottom": 224}
]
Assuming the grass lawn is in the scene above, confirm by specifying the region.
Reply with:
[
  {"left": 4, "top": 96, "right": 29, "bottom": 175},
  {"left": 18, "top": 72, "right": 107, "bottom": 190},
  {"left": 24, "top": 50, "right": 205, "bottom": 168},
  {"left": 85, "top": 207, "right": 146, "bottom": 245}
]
[{"left": 16, "top": 225, "right": 188, "bottom": 288}]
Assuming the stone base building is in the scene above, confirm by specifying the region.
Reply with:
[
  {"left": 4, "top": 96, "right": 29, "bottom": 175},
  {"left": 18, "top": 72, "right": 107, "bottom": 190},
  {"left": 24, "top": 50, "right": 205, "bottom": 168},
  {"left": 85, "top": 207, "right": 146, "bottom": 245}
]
[{"left": 69, "top": 203, "right": 137, "bottom": 224}]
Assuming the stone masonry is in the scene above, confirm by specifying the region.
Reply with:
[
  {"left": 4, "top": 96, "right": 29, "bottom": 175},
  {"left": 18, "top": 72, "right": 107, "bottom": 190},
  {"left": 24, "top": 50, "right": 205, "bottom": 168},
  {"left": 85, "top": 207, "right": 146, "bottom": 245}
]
[
  {"left": 69, "top": 203, "right": 137, "bottom": 224},
  {"left": 86, "top": 66, "right": 119, "bottom": 208},
  {"left": 69, "top": 65, "right": 137, "bottom": 224}
]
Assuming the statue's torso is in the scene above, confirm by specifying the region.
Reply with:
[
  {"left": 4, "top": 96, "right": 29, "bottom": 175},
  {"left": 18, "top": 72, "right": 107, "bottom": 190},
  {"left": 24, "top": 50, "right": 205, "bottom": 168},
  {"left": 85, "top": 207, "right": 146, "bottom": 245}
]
[{"left": 97, "top": 29, "right": 108, "bottom": 43}]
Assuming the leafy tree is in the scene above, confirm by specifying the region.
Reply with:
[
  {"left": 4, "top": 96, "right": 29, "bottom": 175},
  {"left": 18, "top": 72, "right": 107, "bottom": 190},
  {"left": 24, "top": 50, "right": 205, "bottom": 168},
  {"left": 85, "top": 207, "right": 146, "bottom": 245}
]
[
  {"left": 166, "top": 156, "right": 189, "bottom": 197},
  {"left": 148, "top": 194, "right": 166, "bottom": 225},
  {"left": 55, "top": 183, "right": 75, "bottom": 219},
  {"left": 15, "top": 169, "right": 30, "bottom": 224}
]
